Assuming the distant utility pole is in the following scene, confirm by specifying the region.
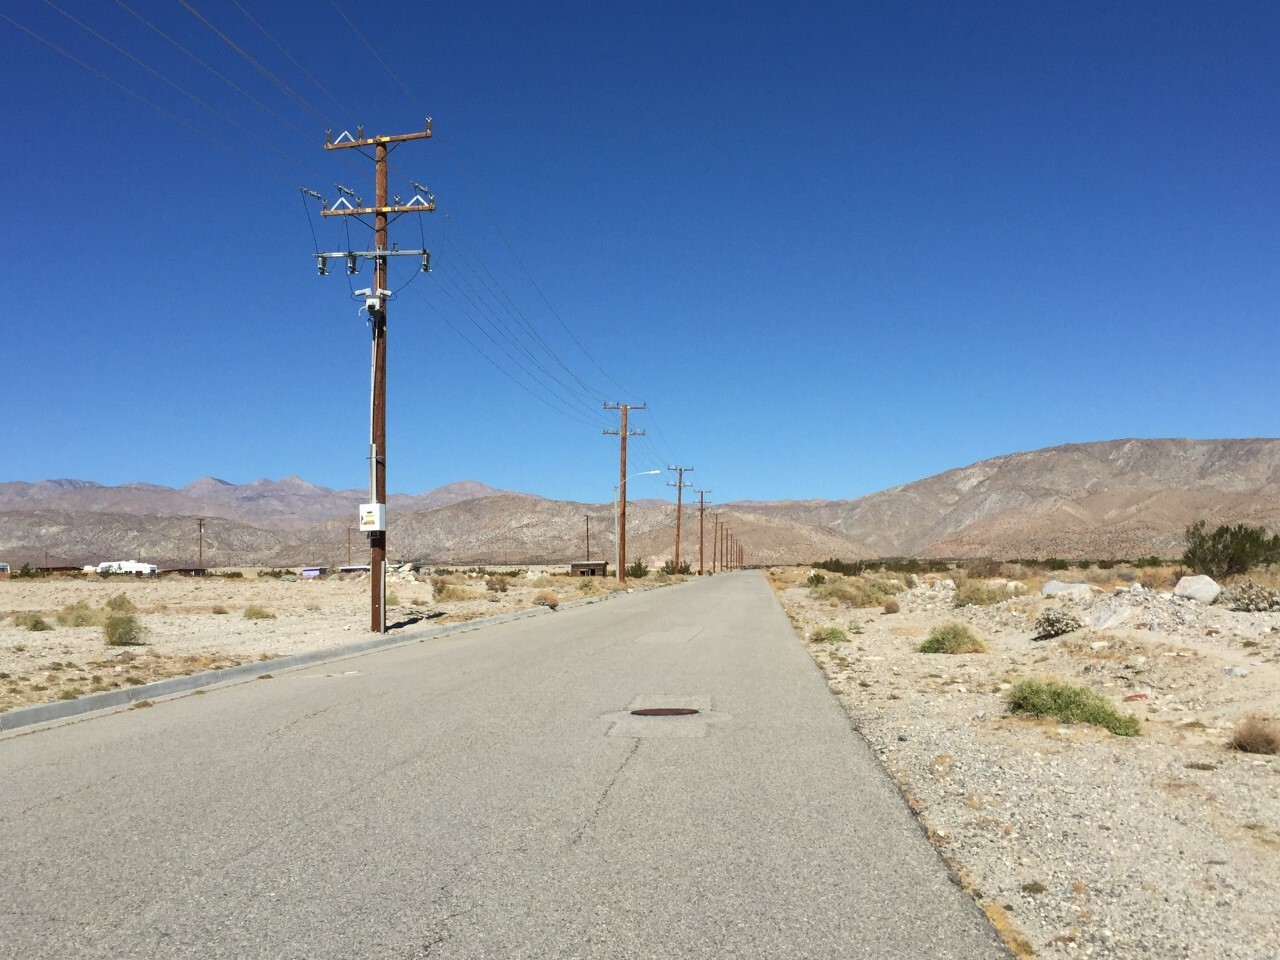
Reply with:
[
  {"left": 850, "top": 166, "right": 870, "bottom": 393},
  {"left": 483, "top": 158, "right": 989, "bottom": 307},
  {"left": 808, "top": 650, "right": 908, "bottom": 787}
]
[
  {"left": 695, "top": 490, "right": 710, "bottom": 575},
  {"left": 197, "top": 518, "right": 205, "bottom": 569},
  {"left": 584, "top": 515, "right": 591, "bottom": 561},
  {"left": 712, "top": 513, "right": 720, "bottom": 572},
  {"left": 667, "top": 465, "right": 693, "bottom": 572},
  {"left": 604, "top": 402, "right": 646, "bottom": 582},
  {"left": 311, "top": 120, "right": 435, "bottom": 633}
]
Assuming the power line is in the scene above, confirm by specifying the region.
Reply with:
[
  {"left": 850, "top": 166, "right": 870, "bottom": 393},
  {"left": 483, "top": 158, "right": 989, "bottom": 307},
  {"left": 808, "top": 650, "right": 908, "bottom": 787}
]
[
  {"left": 1, "top": 9, "right": 286, "bottom": 186},
  {"left": 228, "top": 0, "right": 355, "bottom": 121}
]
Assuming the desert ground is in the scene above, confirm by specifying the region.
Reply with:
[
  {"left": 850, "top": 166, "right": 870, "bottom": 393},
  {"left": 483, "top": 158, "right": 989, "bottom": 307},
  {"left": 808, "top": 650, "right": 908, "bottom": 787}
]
[
  {"left": 0, "top": 566, "right": 650, "bottom": 715},
  {"left": 3, "top": 563, "right": 1278, "bottom": 958},
  {"left": 769, "top": 564, "right": 1279, "bottom": 960}
]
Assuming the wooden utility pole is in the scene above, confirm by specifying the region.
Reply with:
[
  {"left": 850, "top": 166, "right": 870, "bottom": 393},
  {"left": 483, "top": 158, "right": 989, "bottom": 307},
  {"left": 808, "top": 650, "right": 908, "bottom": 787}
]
[
  {"left": 695, "top": 490, "right": 710, "bottom": 575},
  {"left": 667, "top": 465, "right": 693, "bottom": 573},
  {"left": 604, "top": 403, "right": 646, "bottom": 582},
  {"left": 316, "top": 120, "right": 435, "bottom": 632},
  {"left": 712, "top": 513, "right": 720, "bottom": 572},
  {"left": 585, "top": 515, "right": 590, "bottom": 561},
  {"left": 197, "top": 518, "right": 205, "bottom": 570}
]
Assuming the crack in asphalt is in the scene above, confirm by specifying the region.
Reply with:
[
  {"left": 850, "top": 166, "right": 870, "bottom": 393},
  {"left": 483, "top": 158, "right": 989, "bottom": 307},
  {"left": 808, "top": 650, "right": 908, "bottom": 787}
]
[{"left": 569, "top": 738, "right": 641, "bottom": 846}]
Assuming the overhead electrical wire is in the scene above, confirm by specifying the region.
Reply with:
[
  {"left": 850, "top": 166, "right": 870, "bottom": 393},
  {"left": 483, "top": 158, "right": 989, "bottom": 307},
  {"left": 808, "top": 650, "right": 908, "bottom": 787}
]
[
  {"left": 326, "top": 0, "right": 642, "bottom": 407},
  {"left": 38, "top": 0, "right": 319, "bottom": 181},
  {"left": 228, "top": 0, "right": 356, "bottom": 121},
  {"left": 0, "top": 9, "right": 286, "bottom": 186}
]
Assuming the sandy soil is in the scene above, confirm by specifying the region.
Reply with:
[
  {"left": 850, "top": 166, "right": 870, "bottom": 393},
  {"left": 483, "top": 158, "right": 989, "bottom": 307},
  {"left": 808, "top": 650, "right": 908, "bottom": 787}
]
[
  {"left": 769, "top": 567, "right": 1280, "bottom": 960},
  {"left": 0, "top": 567, "right": 653, "bottom": 714}
]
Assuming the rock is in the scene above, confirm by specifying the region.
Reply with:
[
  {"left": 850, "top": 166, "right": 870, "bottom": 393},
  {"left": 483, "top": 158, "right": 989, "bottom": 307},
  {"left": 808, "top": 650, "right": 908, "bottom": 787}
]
[
  {"left": 1173, "top": 575, "right": 1221, "bottom": 605},
  {"left": 1042, "top": 580, "right": 1095, "bottom": 600},
  {"left": 1224, "top": 666, "right": 1248, "bottom": 678}
]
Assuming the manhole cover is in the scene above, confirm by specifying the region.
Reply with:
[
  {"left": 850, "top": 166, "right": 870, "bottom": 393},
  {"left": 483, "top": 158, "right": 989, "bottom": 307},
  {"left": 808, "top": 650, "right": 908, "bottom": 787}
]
[{"left": 630, "top": 707, "right": 700, "bottom": 717}]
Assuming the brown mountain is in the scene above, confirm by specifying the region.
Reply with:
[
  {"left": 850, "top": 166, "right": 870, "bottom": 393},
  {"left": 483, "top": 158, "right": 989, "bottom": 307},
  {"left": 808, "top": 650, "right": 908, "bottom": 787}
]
[
  {"left": 731, "top": 438, "right": 1280, "bottom": 558},
  {"left": 4, "top": 439, "right": 1280, "bottom": 567},
  {"left": 0, "top": 477, "right": 512, "bottom": 531}
]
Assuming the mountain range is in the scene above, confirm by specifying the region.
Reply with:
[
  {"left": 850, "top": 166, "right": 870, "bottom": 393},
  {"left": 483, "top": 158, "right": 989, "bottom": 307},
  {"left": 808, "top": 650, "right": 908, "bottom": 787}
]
[{"left": 3, "top": 438, "right": 1279, "bottom": 568}]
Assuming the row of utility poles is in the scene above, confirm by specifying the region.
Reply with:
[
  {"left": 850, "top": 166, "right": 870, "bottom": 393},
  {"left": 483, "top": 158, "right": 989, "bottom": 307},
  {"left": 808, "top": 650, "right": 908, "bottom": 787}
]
[
  {"left": 306, "top": 119, "right": 746, "bottom": 627},
  {"left": 603, "top": 403, "right": 745, "bottom": 582}
]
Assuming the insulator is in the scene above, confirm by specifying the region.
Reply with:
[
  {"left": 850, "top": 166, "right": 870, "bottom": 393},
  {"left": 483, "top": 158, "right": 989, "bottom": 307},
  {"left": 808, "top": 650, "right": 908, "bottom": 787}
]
[
  {"left": 421, "top": 252, "right": 431, "bottom": 273},
  {"left": 317, "top": 255, "right": 329, "bottom": 276},
  {"left": 347, "top": 254, "right": 359, "bottom": 275}
]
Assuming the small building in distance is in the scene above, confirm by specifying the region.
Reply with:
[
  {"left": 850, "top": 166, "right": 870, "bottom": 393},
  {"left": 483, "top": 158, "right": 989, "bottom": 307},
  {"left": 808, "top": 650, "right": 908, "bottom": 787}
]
[{"left": 570, "top": 561, "right": 608, "bottom": 577}]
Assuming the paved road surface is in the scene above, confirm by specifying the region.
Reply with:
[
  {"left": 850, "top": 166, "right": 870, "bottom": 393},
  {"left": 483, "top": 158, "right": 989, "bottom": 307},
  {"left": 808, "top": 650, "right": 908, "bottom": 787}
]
[{"left": 0, "top": 572, "right": 1007, "bottom": 959}]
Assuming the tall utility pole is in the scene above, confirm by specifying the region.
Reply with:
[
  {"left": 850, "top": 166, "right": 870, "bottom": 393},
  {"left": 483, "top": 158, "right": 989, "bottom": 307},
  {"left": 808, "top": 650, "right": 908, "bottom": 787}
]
[
  {"left": 197, "top": 518, "right": 205, "bottom": 570},
  {"left": 695, "top": 490, "right": 710, "bottom": 575},
  {"left": 315, "top": 121, "right": 435, "bottom": 633},
  {"left": 724, "top": 526, "right": 732, "bottom": 571},
  {"left": 584, "top": 515, "right": 591, "bottom": 561},
  {"left": 666, "top": 465, "right": 693, "bottom": 573},
  {"left": 604, "top": 402, "right": 646, "bottom": 582},
  {"left": 712, "top": 513, "right": 720, "bottom": 572}
]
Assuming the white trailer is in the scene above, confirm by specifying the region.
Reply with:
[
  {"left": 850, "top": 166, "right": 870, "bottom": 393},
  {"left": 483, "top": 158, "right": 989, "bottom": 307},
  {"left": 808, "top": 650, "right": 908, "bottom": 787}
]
[{"left": 96, "top": 561, "right": 158, "bottom": 576}]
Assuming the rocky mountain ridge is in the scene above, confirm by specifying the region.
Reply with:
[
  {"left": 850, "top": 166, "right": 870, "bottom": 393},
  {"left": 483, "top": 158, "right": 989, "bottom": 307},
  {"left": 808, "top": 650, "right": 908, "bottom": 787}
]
[{"left": 3, "top": 438, "right": 1279, "bottom": 566}]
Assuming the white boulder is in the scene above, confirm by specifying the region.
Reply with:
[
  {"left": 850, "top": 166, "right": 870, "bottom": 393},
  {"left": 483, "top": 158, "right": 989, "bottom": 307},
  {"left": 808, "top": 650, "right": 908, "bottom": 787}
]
[
  {"left": 1041, "top": 580, "right": 1096, "bottom": 601},
  {"left": 1173, "top": 574, "right": 1221, "bottom": 605}
]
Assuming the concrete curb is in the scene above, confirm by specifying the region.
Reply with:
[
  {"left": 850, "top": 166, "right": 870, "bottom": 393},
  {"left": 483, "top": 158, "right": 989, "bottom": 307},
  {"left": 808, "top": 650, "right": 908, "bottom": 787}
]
[
  {"left": 0, "top": 606, "right": 550, "bottom": 734},
  {"left": 0, "top": 578, "right": 684, "bottom": 735}
]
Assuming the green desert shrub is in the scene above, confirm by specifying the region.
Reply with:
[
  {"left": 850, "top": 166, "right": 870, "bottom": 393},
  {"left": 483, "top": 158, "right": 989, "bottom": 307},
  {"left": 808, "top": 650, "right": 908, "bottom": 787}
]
[
  {"left": 1033, "top": 608, "right": 1084, "bottom": 638},
  {"left": 1182, "top": 521, "right": 1280, "bottom": 579},
  {"left": 625, "top": 559, "right": 649, "bottom": 579},
  {"left": 808, "top": 625, "right": 848, "bottom": 644},
  {"left": 919, "top": 622, "right": 987, "bottom": 654},
  {"left": 1006, "top": 678, "right": 1141, "bottom": 736},
  {"left": 103, "top": 614, "right": 146, "bottom": 646}
]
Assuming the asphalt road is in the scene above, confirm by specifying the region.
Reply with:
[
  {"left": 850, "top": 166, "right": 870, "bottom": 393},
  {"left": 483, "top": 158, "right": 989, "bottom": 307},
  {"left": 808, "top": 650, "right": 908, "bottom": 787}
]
[{"left": 0, "top": 572, "right": 1008, "bottom": 959}]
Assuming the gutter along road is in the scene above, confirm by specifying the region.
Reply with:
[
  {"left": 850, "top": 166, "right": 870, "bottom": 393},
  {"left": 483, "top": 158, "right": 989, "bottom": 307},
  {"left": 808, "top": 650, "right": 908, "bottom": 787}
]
[{"left": 0, "top": 573, "right": 1007, "bottom": 959}]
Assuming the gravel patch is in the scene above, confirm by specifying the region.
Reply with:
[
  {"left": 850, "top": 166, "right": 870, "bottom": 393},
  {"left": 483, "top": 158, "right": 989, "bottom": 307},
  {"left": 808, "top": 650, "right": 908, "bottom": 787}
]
[{"left": 772, "top": 570, "right": 1280, "bottom": 959}]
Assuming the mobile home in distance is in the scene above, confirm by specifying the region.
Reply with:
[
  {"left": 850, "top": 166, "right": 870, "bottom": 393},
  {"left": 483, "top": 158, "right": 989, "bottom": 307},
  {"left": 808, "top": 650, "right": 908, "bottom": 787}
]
[{"left": 96, "top": 561, "right": 158, "bottom": 576}]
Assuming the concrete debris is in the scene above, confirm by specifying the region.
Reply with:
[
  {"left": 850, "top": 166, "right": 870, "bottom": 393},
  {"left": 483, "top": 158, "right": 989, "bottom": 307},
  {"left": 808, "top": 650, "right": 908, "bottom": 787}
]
[
  {"left": 1041, "top": 580, "right": 1097, "bottom": 600},
  {"left": 1220, "top": 578, "right": 1280, "bottom": 612}
]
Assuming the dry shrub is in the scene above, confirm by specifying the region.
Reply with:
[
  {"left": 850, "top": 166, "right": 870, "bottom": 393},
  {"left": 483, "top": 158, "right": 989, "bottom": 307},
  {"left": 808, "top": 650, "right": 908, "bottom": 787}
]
[
  {"left": 1230, "top": 715, "right": 1280, "bottom": 755},
  {"left": 105, "top": 593, "right": 137, "bottom": 612},
  {"left": 437, "top": 585, "right": 478, "bottom": 602},
  {"left": 533, "top": 591, "right": 560, "bottom": 610},
  {"left": 15, "top": 612, "right": 53, "bottom": 632},
  {"left": 243, "top": 605, "right": 276, "bottom": 620},
  {"left": 56, "top": 601, "right": 102, "bottom": 627},
  {"left": 103, "top": 614, "right": 146, "bottom": 646},
  {"left": 485, "top": 577, "right": 509, "bottom": 593},
  {"left": 919, "top": 622, "right": 987, "bottom": 654},
  {"left": 953, "top": 578, "right": 1004, "bottom": 607},
  {"left": 883, "top": 599, "right": 900, "bottom": 615},
  {"left": 963, "top": 558, "right": 1005, "bottom": 579},
  {"left": 811, "top": 576, "right": 901, "bottom": 608}
]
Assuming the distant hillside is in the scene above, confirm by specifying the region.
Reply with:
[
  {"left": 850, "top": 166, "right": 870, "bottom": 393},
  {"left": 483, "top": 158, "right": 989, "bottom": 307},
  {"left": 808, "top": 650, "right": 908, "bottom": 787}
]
[
  {"left": 4, "top": 439, "right": 1280, "bottom": 566},
  {"left": 731, "top": 438, "right": 1280, "bottom": 558},
  {"left": 0, "top": 477, "right": 512, "bottom": 531}
]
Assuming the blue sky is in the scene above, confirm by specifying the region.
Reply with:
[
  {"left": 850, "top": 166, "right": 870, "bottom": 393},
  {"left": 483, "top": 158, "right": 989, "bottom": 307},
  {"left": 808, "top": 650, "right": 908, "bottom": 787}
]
[{"left": 3, "top": 1, "right": 1278, "bottom": 506}]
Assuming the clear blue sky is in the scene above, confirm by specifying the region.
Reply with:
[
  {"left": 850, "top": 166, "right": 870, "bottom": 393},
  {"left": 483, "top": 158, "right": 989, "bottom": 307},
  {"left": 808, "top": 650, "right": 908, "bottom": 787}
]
[{"left": 3, "top": 1, "right": 1278, "bottom": 506}]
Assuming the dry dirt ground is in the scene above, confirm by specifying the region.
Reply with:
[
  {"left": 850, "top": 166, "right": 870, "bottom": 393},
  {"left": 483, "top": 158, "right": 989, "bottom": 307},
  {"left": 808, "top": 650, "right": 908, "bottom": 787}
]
[
  {"left": 0, "top": 567, "right": 659, "bottom": 715},
  {"left": 769, "top": 566, "right": 1280, "bottom": 960}
]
